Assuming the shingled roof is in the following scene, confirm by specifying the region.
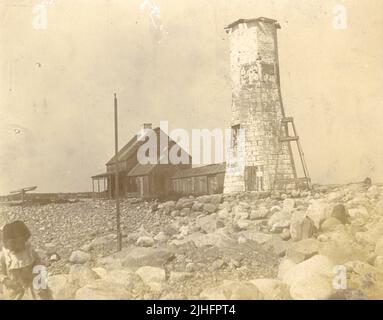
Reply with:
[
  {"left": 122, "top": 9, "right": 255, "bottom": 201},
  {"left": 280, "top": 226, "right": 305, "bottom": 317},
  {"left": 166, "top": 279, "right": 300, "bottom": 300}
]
[
  {"left": 106, "top": 127, "right": 160, "bottom": 165},
  {"left": 171, "top": 163, "right": 226, "bottom": 179},
  {"left": 91, "top": 172, "right": 113, "bottom": 179},
  {"left": 127, "top": 163, "right": 157, "bottom": 177},
  {"left": 106, "top": 127, "right": 191, "bottom": 165}
]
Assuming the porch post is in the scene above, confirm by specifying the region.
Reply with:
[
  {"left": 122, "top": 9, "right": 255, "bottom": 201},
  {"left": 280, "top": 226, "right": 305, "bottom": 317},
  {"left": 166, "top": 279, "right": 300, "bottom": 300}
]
[
  {"left": 92, "top": 179, "right": 95, "bottom": 201},
  {"left": 109, "top": 177, "right": 112, "bottom": 199}
]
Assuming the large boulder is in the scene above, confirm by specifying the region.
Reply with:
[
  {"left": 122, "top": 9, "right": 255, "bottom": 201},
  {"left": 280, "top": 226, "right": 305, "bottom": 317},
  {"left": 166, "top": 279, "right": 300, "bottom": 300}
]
[
  {"left": 375, "top": 256, "right": 383, "bottom": 269},
  {"left": 96, "top": 256, "right": 123, "bottom": 270},
  {"left": 179, "top": 208, "right": 191, "bottom": 217},
  {"left": 348, "top": 206, "right": 370, "bottom": 221},
  {"left": 75, "top": 280, "right": 132, "bottom": 300},
  {"left": 306, "top": 200, "right": 328, "bottom": 229},
  {"left": 375, "top": 236, "right": 383, "bottom": 256},
  {"left": 200, "top": 280, "right": 263, "bottom": 300},
  {"left": 282, "top": 199, "right": 296, "bottom": 212},
  {"left": 268, "top": 210, "right": 292, "bottom": 233},
  {"left": 234, "top": 219, "right": 251, "bottom": 231},
  {"left": 154, "top": 232, "right": 168, "bottom": 243},
  {"left": 162, "top": 224, "right": 179, "bottom": 237},
  {"left": 136, "top": 236, "right": 155, "bottom": 247},
  {"left": 281, "top": 228, "right": 291, "bottom": 241},
  {"left": 103, "top": 269, "right": 147, "bottom": 295},
  {"left": 146, "top": 281, "right": 169, "bottom": 294},
  {"left": 102, "top": 269, "right": 143, "bottom": 291},
  {"left": 249, "top": 279, "right": 291, "bottom": 300},
  {"left": 68, "top": 265, "right": 100, "bottom": 287},
  {"left": 277, "top": 259, "right": 297, "bottom": 280},
  {"left": 330, "top": 204, "right": 350, "bottom": 224},
  {"left": 176, "top": 199, "right": 194, "bottom": 210},
  {"left": 177, "top": 225, "right": 191, "bottom": 238},
  {"left": 48, "top": 275, "right": 78, "bottom": 300},
  {"left": 367, "top": 185, "right": 380, "bottom": 200},
  {"left": 289, "top": 211, "right": 314, "bottom": 242},
  {"left": 264, "top": 235, "right": 292, "bottom": 257},
  {"left": 170, "top": 210, "right": 180, "bottom": 218},
  {"left": 203, "top": 203, "right": 218, "bottom": 214},
  {"left": 159, "top": 201, "right": 176, "bottom": 214},
  {"left": 356, "top": 219, "right": 383, "bottom": 245},
  {"left": 327, "top": 190, "right": 346, "bottom": 202},
  {"left": 249, "top": 207, "right": 269, "bottom": 220},
  {"left": 92, "top": 267, "right": 108, "bottom": 278},
  {"left": 193, "top": 232, "right": 233, "bottom": 248},
  {"left": 173, "top": 230, "right": 234, "bottom": 248},
  {"left": 282, "top": 255, "right": 335, "bottom": 300},
  {"left": 239, "top": 231, "right": 272, "bottom": 245},
  {"left": 127, "top": 226, "right": 152, "bottom": 243},
  {"left": 286, "top": 239, "right": 320, "bottom": 263},
  {"left": 320, "top": 217, "right": 342, "bottom": 233},
  {"left": 196, "top": 214, "right": 223, "bottom": 234},
  {"left": 197, "top": 194, "right": 222, "bottom": 204},
  {"left": 344, "top": 260, "right": 383, "bottom": 299},
  {"left": 135, "top": 266, "right": 166, "bottom": 285},
  {"left": 232, "top": 206, "right": 249, "bottom": 220},
  {"left": 169, "top": 271, "right": 193, "bottom": 283},
  {"left": 208, "top": 194, "right": 223, "bottom": 204},
  {"left": 191, "top": 202, "right": 204, "bottom": 212},
  {"left": 217, "top": 208, "right": 230, "bottom": 220},
  {"left": 318, "top": 234, "right": 369, "bottom": 265},
  {"left": 363, "top": 178, "right": 372, "bottom": 186},
  {"left": 113, "top": 247, "right": 175, "bottom": 270},
  {"left": 69, "top": 250, "right": 91, "bottom": 264},
  {"left": 162, "top": 200, "right": 176, "bottom": 208}
]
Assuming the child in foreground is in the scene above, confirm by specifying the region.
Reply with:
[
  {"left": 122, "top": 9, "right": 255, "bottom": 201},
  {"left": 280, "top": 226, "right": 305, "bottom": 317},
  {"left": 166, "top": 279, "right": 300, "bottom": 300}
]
[{"left": 0, "top": 220, "right": 52, "bottom": 300}]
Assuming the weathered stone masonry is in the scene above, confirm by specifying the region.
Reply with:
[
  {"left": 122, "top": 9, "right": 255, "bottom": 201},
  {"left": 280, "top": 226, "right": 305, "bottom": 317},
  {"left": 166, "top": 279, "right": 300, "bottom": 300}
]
[{"left": 224, "top": 17, "right": 296, "bottom": 193}]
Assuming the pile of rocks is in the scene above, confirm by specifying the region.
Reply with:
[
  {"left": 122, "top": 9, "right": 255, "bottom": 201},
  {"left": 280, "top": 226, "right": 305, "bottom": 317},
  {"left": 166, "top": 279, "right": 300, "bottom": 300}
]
[{"left": 2, "top": 182, "right": 383, "bottom": 300}]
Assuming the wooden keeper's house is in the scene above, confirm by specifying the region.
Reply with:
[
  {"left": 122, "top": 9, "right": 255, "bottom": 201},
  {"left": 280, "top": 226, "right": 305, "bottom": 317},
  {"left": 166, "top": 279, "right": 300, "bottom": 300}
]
[{"left": 91, "top": 123, "right": 191, "bottom": 199}]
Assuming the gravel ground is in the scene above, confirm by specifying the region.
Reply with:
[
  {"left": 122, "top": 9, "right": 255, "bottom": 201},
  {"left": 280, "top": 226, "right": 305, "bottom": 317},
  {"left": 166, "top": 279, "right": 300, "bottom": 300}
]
[{"left": 0, "top": 198, "right": 171, "bottom": 272}]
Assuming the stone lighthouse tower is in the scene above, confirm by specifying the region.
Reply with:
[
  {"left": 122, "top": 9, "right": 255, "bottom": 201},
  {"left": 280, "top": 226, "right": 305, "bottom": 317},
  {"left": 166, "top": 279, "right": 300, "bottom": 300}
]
[{"left": 223, "top": 17, "right": 310, "bottom": 193}]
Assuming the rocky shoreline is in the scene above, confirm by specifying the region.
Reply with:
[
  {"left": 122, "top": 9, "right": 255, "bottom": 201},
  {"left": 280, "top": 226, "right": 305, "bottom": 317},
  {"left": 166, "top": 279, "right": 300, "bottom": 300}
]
[{"left": 1, "top": 182, "right": 383, "bottom": 299}]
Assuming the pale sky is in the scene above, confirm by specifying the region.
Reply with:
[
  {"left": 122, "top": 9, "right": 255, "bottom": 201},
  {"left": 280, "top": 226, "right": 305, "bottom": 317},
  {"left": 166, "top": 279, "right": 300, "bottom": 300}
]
[{"left": 0, "top": 0, "right": 383, "bottom": 193}]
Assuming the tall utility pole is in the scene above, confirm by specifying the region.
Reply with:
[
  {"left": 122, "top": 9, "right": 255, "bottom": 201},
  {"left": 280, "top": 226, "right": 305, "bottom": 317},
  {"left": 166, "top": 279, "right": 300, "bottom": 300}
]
[{"left": 114, "top": 93, "right": 122, "bottom": 251}]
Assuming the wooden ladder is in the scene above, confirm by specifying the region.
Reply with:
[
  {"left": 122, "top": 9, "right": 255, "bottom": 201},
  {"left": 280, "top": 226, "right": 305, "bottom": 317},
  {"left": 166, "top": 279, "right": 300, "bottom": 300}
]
[{"left": 273, "top": 117, "right": 311, "bottom": 191}]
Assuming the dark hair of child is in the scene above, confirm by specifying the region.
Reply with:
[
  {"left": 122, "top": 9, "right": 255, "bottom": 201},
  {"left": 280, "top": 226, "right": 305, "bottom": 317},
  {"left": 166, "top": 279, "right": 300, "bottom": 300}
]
[{"left": 2, "top": 221, "right": 31, "bottom": 248}]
